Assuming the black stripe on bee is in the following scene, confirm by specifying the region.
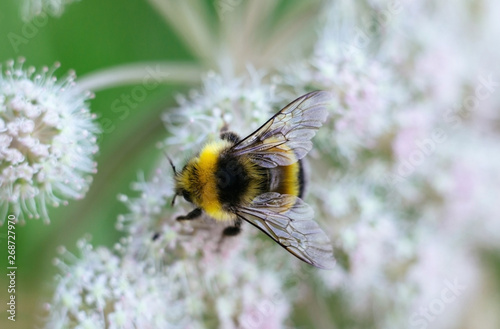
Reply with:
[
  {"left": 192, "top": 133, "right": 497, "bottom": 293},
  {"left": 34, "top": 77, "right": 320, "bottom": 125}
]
[
  {"left": 215, "top": 153, "right": 250, "bottom": 206},
  {"left": 297, "top": 160, "right": 305, "bottom": 199},
  {"left": 220, "top": 131, "right": 241, "bottom": 144}
]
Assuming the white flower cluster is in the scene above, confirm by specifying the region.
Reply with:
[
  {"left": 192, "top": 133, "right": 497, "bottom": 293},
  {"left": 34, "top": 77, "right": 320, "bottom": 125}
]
[
  {"left": 0, "top": 59, "right": 98, "bottom": 223},
  {"left": 46, "top": 240, "right": 177, "bottom": 329},
  {"left": 47, "top": 236, "right": 289, "bottom": 329}
]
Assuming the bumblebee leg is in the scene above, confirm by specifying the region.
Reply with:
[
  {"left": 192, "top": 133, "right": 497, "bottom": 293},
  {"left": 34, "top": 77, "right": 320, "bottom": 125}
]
[
  {"left": 217, "top": 218, "right": 242, "bottom": 252},
  {"left": 176, "top": 208, "right": 202, "bottom": 221},
  {"left": 222, "top": 217, "right": 242, "bottom": 236},
  {"left": 220, "top": 131, "right": 241, "bottom": 144}
]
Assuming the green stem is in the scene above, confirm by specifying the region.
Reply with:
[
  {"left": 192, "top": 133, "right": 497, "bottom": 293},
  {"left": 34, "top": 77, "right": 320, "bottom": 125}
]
[{"left": 75, "top": 62, "right": 203, "bottom": 92}]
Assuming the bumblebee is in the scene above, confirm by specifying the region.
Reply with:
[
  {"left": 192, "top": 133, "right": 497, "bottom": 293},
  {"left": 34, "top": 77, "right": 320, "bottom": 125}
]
[{"left": 171, "top": 91, "right": 335, "bottom": 269}]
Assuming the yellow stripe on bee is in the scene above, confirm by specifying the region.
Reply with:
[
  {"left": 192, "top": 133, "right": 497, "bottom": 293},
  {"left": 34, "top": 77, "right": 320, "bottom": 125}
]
[
  {"left": 197, "top": 141, "right": 235, "bottom": 221},
  {"left": 266, "top": 141, "right": 300, "bottom": 198},
  {"left": 279, "top": 162, "right": 300, "bottom": 197}
]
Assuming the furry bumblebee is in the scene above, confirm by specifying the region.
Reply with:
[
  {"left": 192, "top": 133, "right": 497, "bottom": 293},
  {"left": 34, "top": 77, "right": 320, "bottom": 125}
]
[{"left": 171, "top": 91, "right": 335, "bottom": 269}]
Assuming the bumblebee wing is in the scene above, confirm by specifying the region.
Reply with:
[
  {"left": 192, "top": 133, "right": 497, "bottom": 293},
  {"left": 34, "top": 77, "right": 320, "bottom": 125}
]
[
  {"left": 231, "top": 91, "right": 331, "bottom": 168},
  {"left": 236, "top": 192, "right": 335, "bottom": 269}
]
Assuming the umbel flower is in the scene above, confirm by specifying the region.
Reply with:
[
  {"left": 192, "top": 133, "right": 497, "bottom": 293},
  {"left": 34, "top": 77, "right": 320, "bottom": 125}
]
[{"left": 0, "top": 59, "right": 99, "bottom": 223}]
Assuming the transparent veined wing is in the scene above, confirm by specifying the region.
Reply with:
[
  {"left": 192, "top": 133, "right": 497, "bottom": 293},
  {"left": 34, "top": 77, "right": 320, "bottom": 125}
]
[
  {"left": 231, "top": 91, "right": 332, "bottom": 168},
  {"left": 236, "top": 192, "right": 335, "bottom": 269}
]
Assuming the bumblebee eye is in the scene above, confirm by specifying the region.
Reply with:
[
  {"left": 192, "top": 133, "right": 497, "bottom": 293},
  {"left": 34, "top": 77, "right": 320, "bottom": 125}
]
[{"left": 182, "top": 190, "right": 192, "bottom": 203}]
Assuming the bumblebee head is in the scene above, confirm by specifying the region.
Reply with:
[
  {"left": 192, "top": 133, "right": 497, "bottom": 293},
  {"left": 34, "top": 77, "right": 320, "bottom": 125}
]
[{"left": 171, "top": 158, "right": 199, "bottom": 206}]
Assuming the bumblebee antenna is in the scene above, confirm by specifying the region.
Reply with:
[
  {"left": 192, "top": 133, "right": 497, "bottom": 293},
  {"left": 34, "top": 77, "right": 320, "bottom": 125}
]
[
  {"left": 164, "top": 152, "right": 178, "bottom": 206},
  {"left": 167, "top": 156, "right": 177, "bottom": 176},
  {"left": 163, "top": 151, "right": 177, "bottom": 176}
]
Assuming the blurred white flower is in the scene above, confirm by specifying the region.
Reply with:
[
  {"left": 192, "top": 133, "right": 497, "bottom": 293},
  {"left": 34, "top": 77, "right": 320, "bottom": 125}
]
[
  {"left": 0, "top": 59, "right": 99, "bottom": 223},
  {"left": 403, "top": 230, "right": 480, "bottom": 329},
  {"left": 435, "top": 134, "right": 500, "bottom": 247}
]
